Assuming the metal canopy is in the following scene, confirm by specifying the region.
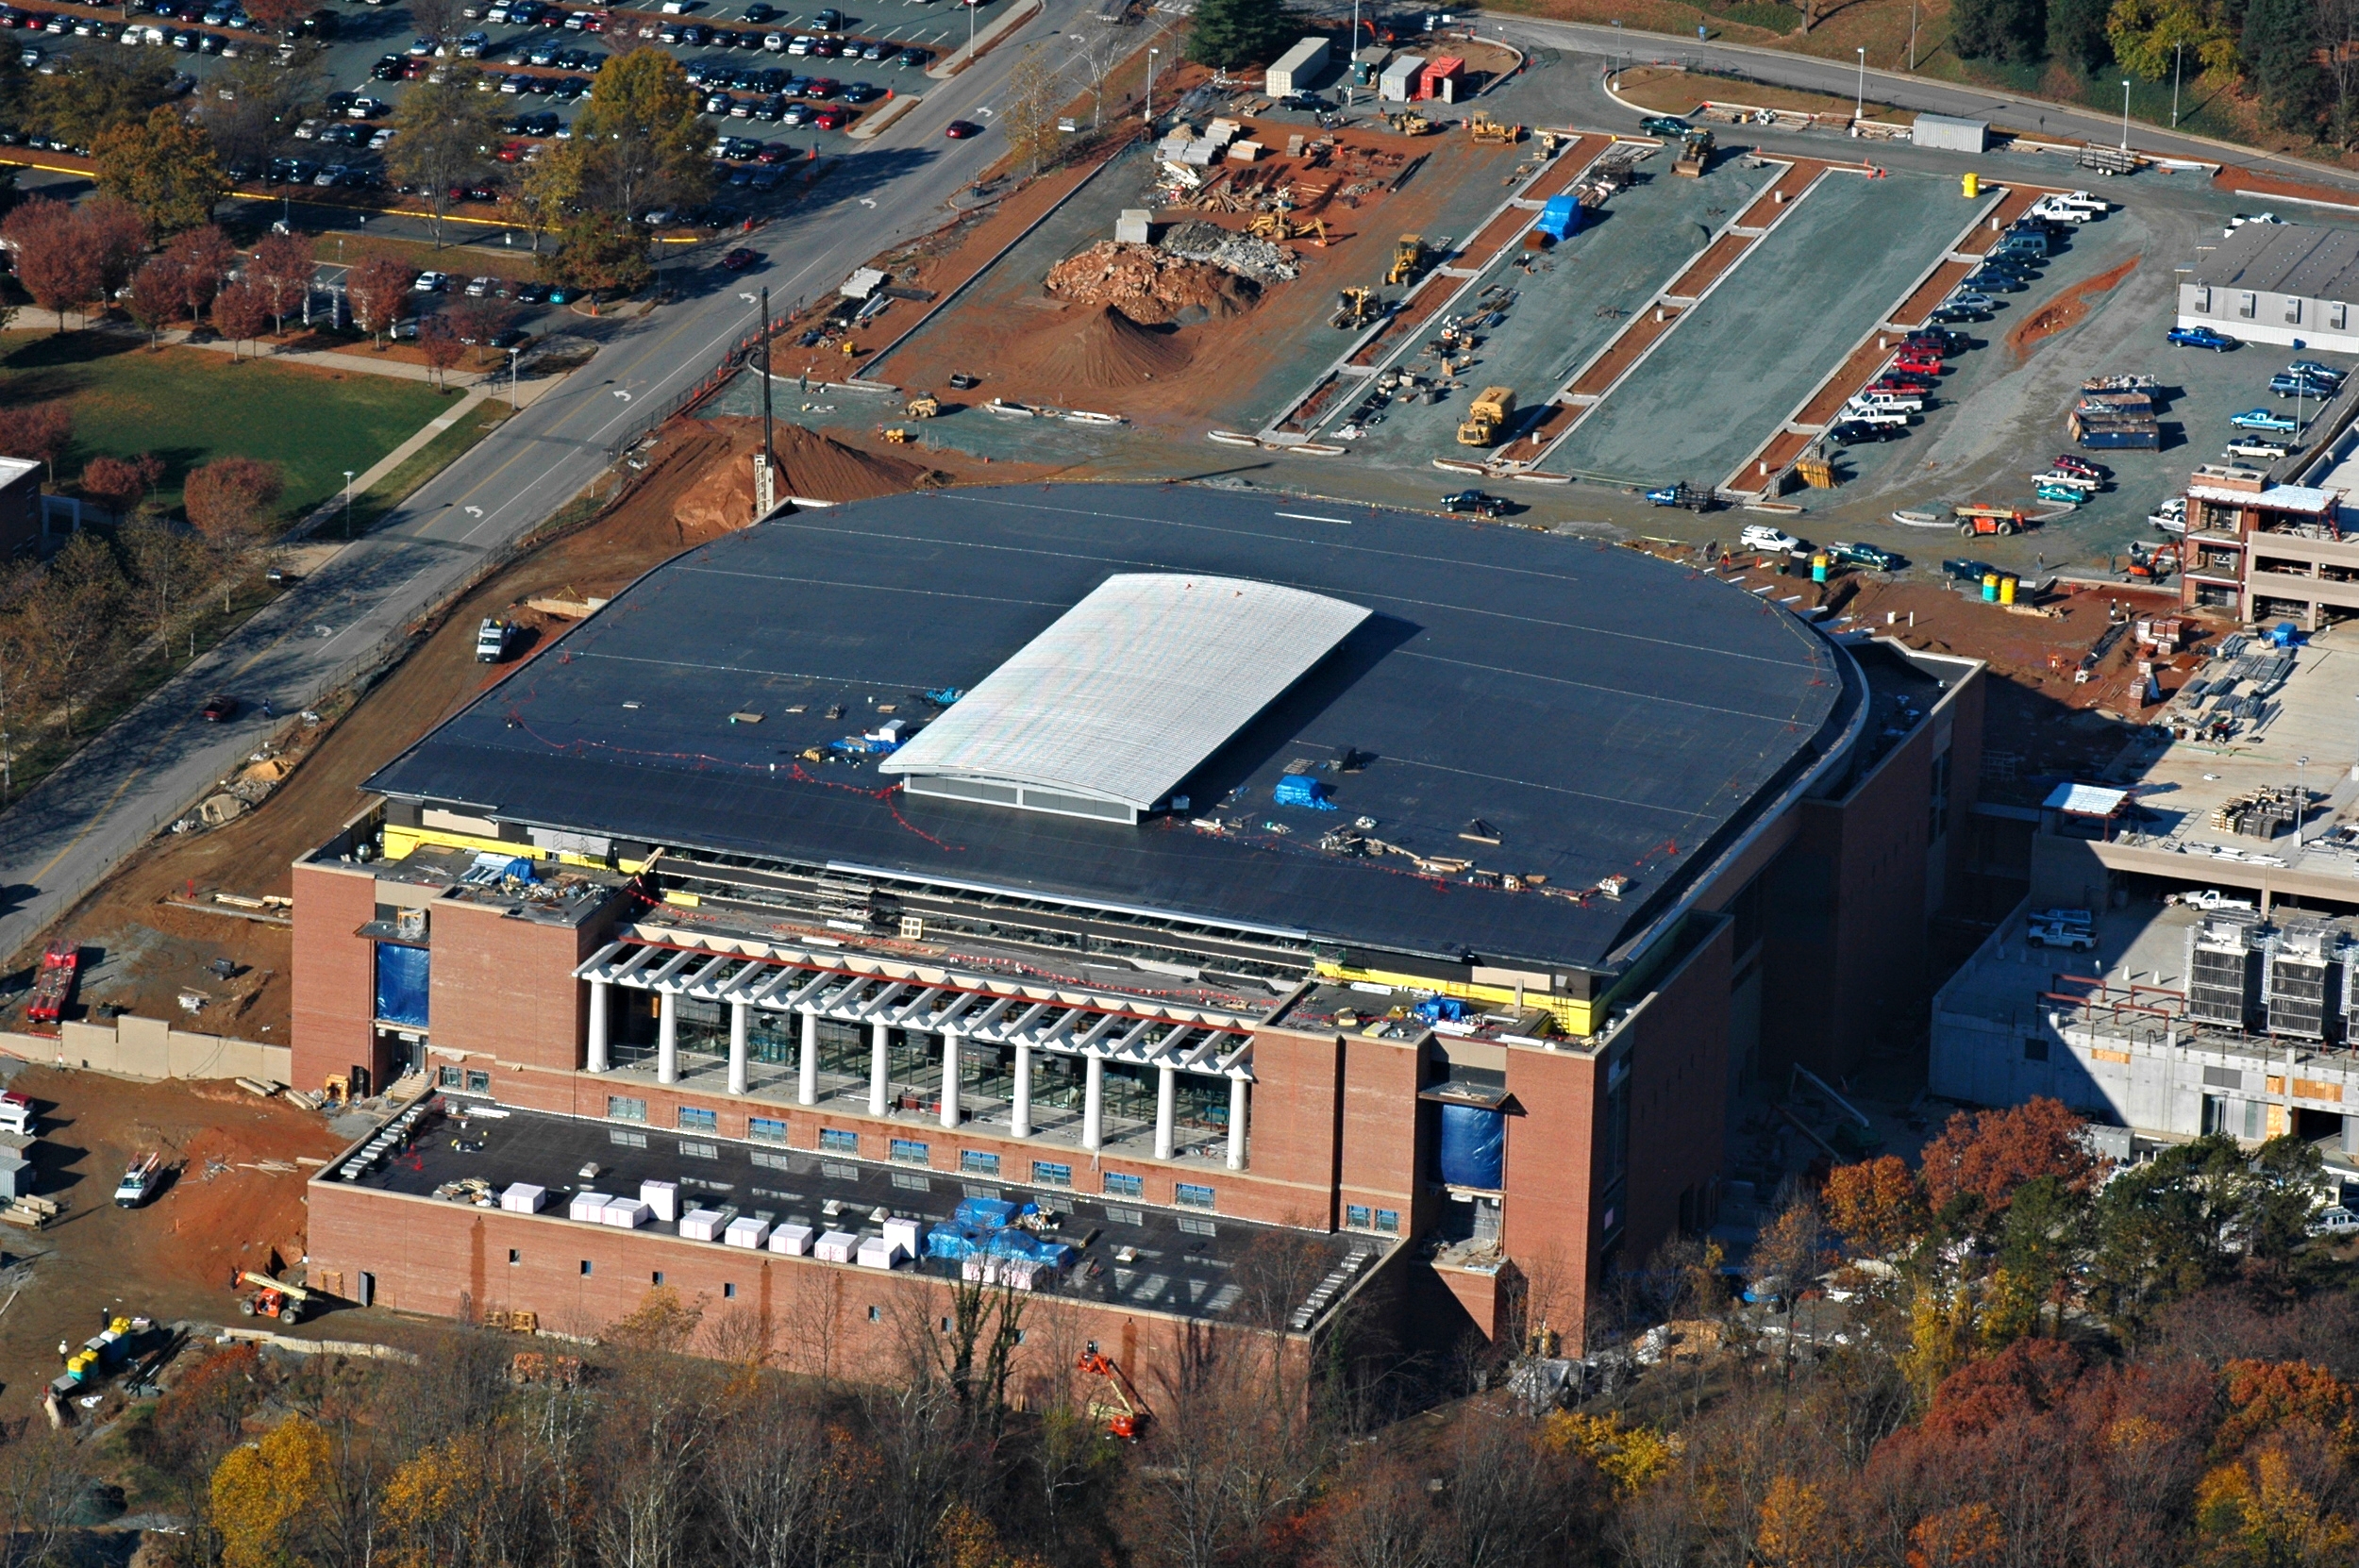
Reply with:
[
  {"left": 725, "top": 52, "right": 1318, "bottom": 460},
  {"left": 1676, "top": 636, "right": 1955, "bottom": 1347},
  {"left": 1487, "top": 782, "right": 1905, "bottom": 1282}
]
[{"left": 880, "top": 574, "right": 1371, "bottom": 814}]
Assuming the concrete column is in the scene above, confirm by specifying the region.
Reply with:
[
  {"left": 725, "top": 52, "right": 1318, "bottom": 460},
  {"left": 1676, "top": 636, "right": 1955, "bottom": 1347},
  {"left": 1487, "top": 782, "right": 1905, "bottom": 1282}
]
[
  {"left": 940, "top": 1030, "right": 962, "bottom": 1128},
  {"left": 657, "top": 990, "right": 678, "bottom": 1086},
  {"left": 1226, "top": 1076, "right": 1248, "bottom": 1171},
  {"left": 868, "top": 1020, "right": 889, "bottom": 1116},
  {"left": 728, "top": 1000, "right": 749, "bottom": 1096},
  {"left": 1082, "top": 1056, "right": 1104, "bottom": 1153},
  {"left": 586, "top": 978, "right": 610, "bottom": 1074},
  {"left": 1012, "top": 1042, "right": 1032, "bottom": 1137},
  {"left": 1154, "top": 1065, "right": 1177, "bottom": 1160},
  {"left": 796, "top": 1008, "right": 818, "bottom": 1106}
]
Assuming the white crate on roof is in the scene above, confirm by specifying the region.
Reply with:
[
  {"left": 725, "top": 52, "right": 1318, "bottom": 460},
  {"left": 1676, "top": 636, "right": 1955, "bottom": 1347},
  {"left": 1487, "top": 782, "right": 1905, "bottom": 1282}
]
[
  {"left": 499, "top": 1183, "right": 545, "bottom": 1213},
  {"left": 567, "top": 1192, "right": 611, "bottom": 1223},
  {"left": 769, "top": 1223, "right": 814, "bottom": 1256},
  {"left": 639, "top": 1180, "right": 678, "bottom": 1223},
  {"left": 881, "top": 1216, "right": 922, "bottom": 1254},
  {"left": 724, "top": 1215, "right": 772, "bottom": 1249},
  {"left": 857, "top": 1236, "right": 902, "bottom": 1270},
  {"left": 678, "top": 1208, "right": 726, "bottom": 1242},
  {"left": 601, "top": 1198, "right": 652, "bottom": 1229},
  {"left": 813, "top": 1229, "right": 858, "bottom": 1263}
]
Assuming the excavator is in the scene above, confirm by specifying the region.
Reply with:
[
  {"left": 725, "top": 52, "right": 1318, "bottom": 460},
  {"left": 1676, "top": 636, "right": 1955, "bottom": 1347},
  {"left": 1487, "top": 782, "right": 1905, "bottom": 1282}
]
[
  {"left": 1078, "top": 1343, "right": 1151, "bottom": 1440},
  {"left": 1331, "top": 286, "right": 1379, "bottom": 330}
]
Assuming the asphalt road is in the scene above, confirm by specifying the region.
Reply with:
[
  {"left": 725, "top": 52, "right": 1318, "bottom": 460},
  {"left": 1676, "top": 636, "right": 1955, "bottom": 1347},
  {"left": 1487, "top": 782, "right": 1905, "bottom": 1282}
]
[
  {"left": 1500, "top": 14, "right": 2359, "bottom": 195},
  {"left": 0, "top": 0, "right": 1120, "bottom": 966}
]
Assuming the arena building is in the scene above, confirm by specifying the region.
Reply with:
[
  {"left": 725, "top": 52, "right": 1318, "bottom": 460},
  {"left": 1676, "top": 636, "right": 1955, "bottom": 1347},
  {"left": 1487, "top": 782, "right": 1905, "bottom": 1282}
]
[{"left": 294, "top": 484, "right": 1982, "bottom": 1375}]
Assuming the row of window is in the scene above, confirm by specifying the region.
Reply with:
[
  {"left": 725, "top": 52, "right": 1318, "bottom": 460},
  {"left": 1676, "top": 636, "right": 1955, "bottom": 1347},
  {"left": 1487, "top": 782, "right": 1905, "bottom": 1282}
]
[
  {"left": 602, "top": 1096, "right": 1219, "bottom": 1210},
  {"left": 2190, "top": 285, "right": 2352, "bottom": 330},
  {"left": 1344, "top": 1205, "right": 1404, "bottom": 1235}
]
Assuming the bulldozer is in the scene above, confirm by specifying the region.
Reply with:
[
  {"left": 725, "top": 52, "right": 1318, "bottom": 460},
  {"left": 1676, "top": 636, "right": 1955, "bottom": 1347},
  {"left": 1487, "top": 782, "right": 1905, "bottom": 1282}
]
[
  {"left": 904, "top": 392, "right": 941, "bottom": 418},
  {"left": 1384, "top": 109, "right": 1435, "bottom": 136},
  {"left": 1456, "top": 385, "right": 1514, "bottom": 447},
  {"left": 1674, "top": 128, "right": 1715, "bottom": 177},
  {"left": 1467, "top": 110, "right": 1523, "bottom": 145},
  {"left": 1331, "top": 286, "right": 1378, "bottom": 330},
  {"left": 1386, "top": 234, "right": 1427, "bottom": 286}
]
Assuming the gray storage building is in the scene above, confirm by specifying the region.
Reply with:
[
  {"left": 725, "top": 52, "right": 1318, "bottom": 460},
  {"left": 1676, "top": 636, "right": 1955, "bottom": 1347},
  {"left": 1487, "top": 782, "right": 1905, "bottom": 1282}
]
[
  {"left": 1910, "top": 113, "right": 1987, "bottom": 152},
  {"left": 1378, "top": 53, "right": 1425, "bottom": 101},
  {"left": 2179, "top": 221, "right": 2359, "bottom": 352}
]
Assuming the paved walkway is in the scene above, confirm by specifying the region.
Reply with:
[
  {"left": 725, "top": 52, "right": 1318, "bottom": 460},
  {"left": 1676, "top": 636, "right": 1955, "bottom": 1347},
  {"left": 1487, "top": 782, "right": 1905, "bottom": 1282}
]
[{"left": 21, "top": 310, "right": 514, "bottom": 387}]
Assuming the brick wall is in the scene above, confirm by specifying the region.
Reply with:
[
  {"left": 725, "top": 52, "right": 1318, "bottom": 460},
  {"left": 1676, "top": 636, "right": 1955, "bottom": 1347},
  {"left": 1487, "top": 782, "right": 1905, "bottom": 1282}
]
[
  {"left": 1337, "top": 1032, "right": 1421, "bottom": 1225},
  {"left": 1616, "top": 917, "right": 1733, "bottom": 1259},
  {"left": 307, "top": 1181, "right": 1313, "bottom": 1395},
  {"left": 1501, "top": 1046, "right": 1600, "bottom": 1349},
  {"left": 292, "top": 862, "right": 380, "bottom": 1092},
  {"left": 1227, "top": 1027, "right": 1342, "bottom": 1227},
  {"left": 427, "top": 900, "right": 589, "bottom": 1072}
]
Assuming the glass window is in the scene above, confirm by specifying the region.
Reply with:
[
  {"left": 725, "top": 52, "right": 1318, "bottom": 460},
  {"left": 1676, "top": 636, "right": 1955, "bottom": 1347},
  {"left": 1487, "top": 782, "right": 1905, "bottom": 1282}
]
[
  {"left": 1376, "top": 1209, "right": 1400, "bottom": 1235},
  {"left": 889, "top": 1138, "right": 930, "bottom": 1166},
  {"left": 819, "top": 1128, "right": 859, "bottom": 1155},
  {"left": 1345, "top": 1204, "right": 1372, "bottom": 1228},
  {"left": 607, "top": 1096, "right": 647, "bottom": 1124},
  {"left": 579, "top": 1259, "right": 593, "bottom": 1276},
  {"left": 438, "top": 1065, "right": 462, "bottom": 1089},
  {"left": 465, "top": 1069, "right": 491, "bottom": 1093},
  {"left": 960, "top": 1150, "right": 1000, "bottom": 1176},
  {"left": 2022, "top": 1037, "right": 2049, "bottom": 1062},
  {"left": 1031, "top": 1160, "right": 1073, "bottom": 1189},
  {"left": 748, "top": 1116, "right": 789, "bottom": 1144},
  {"left": 724, "top": 1282, "right": 737, "bottom": 1299},
  {"left": 1103, "top": 1172, "right": 1143, "bottom": 1199},
  {"left": 2336, "top": 302, "right": 2350, "bottom": 330},
  {"left": 678, "top": 1106, "right": 718, "bottom": 1132},
  {"left": 1175, "top": 1182, "right": 1215, "bottom": 1210}
]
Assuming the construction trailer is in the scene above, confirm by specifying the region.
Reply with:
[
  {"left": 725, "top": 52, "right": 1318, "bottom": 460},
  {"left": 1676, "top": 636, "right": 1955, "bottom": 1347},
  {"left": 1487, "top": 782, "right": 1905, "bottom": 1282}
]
[
  {"left": 1265, "top": 37, "right": 1330, "bottom": 96},
  {"left": 1378, "top": 54, "right": 1425, "bottom": 101},
  {"left": 1911, "top": 114, "right": 1988, "bottom": 152}
]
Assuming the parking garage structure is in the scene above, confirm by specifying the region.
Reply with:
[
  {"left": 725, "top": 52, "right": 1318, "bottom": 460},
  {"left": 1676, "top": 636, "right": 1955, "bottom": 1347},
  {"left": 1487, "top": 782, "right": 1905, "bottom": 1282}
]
[{"left": 293, "top": 484, "right": 1983, "bottom": 1358}]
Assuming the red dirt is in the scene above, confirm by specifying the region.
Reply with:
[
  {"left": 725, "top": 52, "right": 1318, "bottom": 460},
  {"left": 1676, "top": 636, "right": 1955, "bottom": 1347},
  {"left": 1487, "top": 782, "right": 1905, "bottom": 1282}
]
[
  {"left": 1043, "top": 242, "right": 1255, "bottom": 325},
  {"left": 1025, "top": 306, "right": 1196, "bottom": 388},
  {"left": 671, "top": 417, "right": 939, "bottom": 529},
  {"left": 2007, "top": 256, "right": 2142, "bottom": 358}
]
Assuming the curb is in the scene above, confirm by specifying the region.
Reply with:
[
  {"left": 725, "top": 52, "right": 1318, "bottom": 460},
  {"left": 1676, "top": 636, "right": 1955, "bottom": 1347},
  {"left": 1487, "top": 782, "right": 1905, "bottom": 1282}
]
[
  {"left": 848, "top": 93, "right": 923, "bottom": 141},
  {"left": 927, "top": 0, "right": 1042, "bottom": 80}
]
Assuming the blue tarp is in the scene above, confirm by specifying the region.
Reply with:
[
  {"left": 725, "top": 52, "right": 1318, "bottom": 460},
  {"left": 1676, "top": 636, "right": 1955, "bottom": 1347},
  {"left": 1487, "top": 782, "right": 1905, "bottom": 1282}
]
[
  {"left": 953, "top": 1196, "right": 1018, "bottom": 1228},
  {"left": 1438, "top": 1102, "right": 1506, "bottom": 1190},
  {"left": 374, "top": 942, "right": 430, "bottom": 1028},
  {"left": 925, "top": 1202, "right": 1076, "bottom": 1271},
  {"left": 1414, "top": 996, "right": 1467, "bottom": 1024},
  {"left": 1273, "top": 775, "right": 1335, "bottom": 809},
  {"left": 1535, "top": 193, "right": 1581, "bottom": 240}
]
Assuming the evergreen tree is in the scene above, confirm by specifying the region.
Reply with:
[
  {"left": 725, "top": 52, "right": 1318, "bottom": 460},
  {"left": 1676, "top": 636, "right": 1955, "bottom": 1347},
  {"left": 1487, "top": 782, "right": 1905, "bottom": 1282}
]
[
  {"left": 2046, "top": 0, "right": 2116, "bottom": 71},
  {"left": 1186, "top": 0, "right": 1294, "bottom": 70},
  {"left": 1953, "top": 0, "right": 2049, "bottom": 62},
  {"left": 2243, "top": 0, "right": 2327, "bottom": 132}
]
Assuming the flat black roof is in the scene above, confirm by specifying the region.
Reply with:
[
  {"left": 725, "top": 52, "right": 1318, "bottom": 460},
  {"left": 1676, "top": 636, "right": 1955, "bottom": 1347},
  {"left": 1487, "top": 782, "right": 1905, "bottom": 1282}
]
[
  {"left": 343, "top": 1100, "right": 1369, "bottom": 1327},
  {"left": 364, "top": 485, "right": 1852, "bottom": 972}
]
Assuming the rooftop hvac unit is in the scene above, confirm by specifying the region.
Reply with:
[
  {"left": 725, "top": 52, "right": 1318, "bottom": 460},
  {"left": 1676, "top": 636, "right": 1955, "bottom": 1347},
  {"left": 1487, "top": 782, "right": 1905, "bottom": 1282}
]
[
  {"left": 2265, "top": 921, "right": 2342, "bottom": 1040},
  {"left": 2185, "top": 912, "right": 2260, "bottom": 1029}
]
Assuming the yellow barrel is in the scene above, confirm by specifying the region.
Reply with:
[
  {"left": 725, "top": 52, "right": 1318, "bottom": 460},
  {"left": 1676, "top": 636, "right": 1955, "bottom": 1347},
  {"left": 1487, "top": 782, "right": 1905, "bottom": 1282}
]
[
  {"left": 1999, "top": 575, "right": 2016, "bottom": 605},
  {"left": 1963, "top": 171, "right": 1980, "bottom": 197}
]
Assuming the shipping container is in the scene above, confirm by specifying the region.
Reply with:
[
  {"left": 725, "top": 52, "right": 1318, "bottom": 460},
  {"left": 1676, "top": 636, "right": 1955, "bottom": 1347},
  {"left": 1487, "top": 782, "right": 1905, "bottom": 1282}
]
[{"left": 1265, "top": 35, "right": 1330, "bottom": 96}]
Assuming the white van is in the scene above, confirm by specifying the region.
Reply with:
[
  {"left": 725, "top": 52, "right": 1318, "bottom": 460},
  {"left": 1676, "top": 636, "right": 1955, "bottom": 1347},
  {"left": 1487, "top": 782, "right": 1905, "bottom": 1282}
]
[{"left": 0, "top": 1092, "right": 36, "bottom": 1137}]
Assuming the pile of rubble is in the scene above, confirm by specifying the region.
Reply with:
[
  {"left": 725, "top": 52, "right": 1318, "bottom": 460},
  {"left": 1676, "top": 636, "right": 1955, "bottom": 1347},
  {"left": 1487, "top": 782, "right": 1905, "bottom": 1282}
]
[
  {"left": 1044, "top": 242, "right": 1261, "bottom": 323},
  {"left": 1158, "top": 220, "right": 1300, "bottom": 285}
]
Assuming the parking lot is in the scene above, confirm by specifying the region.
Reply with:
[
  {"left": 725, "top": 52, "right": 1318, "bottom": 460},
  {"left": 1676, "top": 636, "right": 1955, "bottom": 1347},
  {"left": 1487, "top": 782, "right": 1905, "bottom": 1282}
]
[
  {"left": 1543, "top": 166, "right": 1968, "bottom": 488},
  {"left": 1306, "top": 146, "right": 1777, "bottom": 468}
]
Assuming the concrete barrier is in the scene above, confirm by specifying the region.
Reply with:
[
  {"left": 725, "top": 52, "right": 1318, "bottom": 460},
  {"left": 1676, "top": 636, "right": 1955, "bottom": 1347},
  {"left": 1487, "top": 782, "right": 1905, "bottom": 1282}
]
[{"left": 10, "top": 1016, "right": 292, "bottom": 1085}]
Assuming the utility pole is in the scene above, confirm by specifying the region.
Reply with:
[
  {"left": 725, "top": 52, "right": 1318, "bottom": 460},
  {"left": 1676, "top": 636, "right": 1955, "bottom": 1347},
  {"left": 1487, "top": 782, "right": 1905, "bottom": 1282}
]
[
  {"left": 1854, "top": 46, "right": 1865, "bottom": 120},
  {"left": 2120, "top": 79, "right": 2132, "bottom": 151},
  {"left": 1907, "top": 0, "right": 1917, "bottom": 71},
  {"left": 2172, "top": 42, "right": 2183, "bottom": 127},
  {"left": 343, "top": 470, "right": 355, "bottom": 539},
  {"left": 1146, "top": 47, "right": 1157, "bottom": 125},
  {"left": 760, "top": 284, "right": 776, "bottom": 486}
]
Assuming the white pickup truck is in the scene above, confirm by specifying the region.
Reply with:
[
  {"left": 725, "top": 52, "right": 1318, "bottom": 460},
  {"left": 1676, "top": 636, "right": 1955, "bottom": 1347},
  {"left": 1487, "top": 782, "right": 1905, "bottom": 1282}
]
[{"left": 476, "top": 618, "right": 519, "bottom": 663}]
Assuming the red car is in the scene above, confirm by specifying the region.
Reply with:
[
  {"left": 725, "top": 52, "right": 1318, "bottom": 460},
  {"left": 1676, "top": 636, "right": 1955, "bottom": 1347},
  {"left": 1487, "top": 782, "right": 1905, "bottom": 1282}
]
[
  {"left": 200, "top": 693, "right": 238, "bottom": 722},
  {"left": 1892, "top": 354, "right": 1944, "bottom": 375},
  {"left": 721, "top": 246, "right": 761, "bottom": 271},
  {"left": 811, "top": 108, "right": 845, "bottom": 130},
  {"left": 944, "top": 120, "right": 980, "bottom": 138}
]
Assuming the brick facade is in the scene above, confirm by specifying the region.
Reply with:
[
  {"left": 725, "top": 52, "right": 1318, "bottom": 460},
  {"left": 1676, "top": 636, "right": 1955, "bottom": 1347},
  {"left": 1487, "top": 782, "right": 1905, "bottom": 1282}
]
[
  {"left": 292, "top": 861, "right": 381, "bottom": 1092},
  {"left": 425, "top": 898, "right": 598, "bottom": 1071}
]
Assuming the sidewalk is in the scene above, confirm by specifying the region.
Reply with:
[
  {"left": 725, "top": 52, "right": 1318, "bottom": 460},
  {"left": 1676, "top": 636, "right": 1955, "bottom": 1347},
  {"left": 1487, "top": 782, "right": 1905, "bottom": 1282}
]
[{"left": 22, "top": 311, "right": 520, "bottom": 388}]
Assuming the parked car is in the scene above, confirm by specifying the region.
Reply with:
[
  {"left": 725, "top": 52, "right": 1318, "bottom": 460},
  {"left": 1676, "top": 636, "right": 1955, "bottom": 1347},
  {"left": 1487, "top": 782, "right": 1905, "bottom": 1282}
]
[
  {"left": 2288, "top": 359, "right": 2345, "bottom": 385},
  {"left": 2309, "top": 1206, "right": 2359, "bottom": 1237},
  {"left": 2051, "top": 454, "right": 2104, "bottom": 480},
  {"left": 2167, "top": 324, "right": 2237, "bottom": 350},
  {"left": 1929, "top": 302, "right": 1990, "bottom": 324},
  {"left": 1441, "top": 489, "right": 1509, "bottom": 516},
  {"left": 1961, "top": 269, "right": 2025, "bottom": 293},
  {"left": 2225, "top": 438, "right": 2293, "bottom": 461},
  {"left": 1828, "top": 542, "right": 1899, "bottom": 571},
  {"left": 1639, "top": 114, "right": 1688, "bottom": 136},
  {"left": 413, "top": 270, "right": 450, "bottom": 292},
  {"left": 2026, "top": 916, "right": 2096, "bottom": 951},
  {"left": 1827, "top": 418, "right": 1905, "bottom": 444},
  {"left": 2232, "top": 407, "right": 2301, "bottom": 432},
  {"left": 1739, "top": 523, "right": 1804, "bottom": 553},
  {"left": 2270, "top": 373, "right": 2338, "bottom": 399},
  {"left": 1942, "top": 558, "right": 1999, "bottom": 583}
]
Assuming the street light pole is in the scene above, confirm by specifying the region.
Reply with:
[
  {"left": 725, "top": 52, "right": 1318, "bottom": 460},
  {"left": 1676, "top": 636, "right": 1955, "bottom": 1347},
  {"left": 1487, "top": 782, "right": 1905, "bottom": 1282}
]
[
  {"left": 2172, "top": 42, "right": 2183, "bottom": 127},
  {"left": 1854, "top": 46, "right": 1865, "bottom": 120},
  {"left": 2120, "top": 79, "right": 2132, "bottom": 151},
  {"left": 1146, "top": 47, "right": 1156, "bottom": 125},
  {"left": 508, "top": 345, "right": 521, "bottom": 408},
  {"left": 1907, "top": 0, "right": 1917, "bottom": 72},
  {"left": 759, "top": 284, "right": 775, "bottom": 484},
  {"left": 343, "top": 469, "right": 355, "bottom": 539}
]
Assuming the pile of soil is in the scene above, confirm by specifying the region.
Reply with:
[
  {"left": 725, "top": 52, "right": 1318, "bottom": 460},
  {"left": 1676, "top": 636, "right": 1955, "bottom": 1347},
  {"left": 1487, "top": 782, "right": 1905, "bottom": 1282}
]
[
  {"left": 1044, "top": 241, "right": 1257, "bottom": 324},
  {"left": 673, "top": 418, "right": 936, "bottom": 530},
  {"left": 1025, "top": 306, "right": 1195, "bottom": 389},
  {"left": 2006, "top": 256, "right": 2141, "bottom": 358}
]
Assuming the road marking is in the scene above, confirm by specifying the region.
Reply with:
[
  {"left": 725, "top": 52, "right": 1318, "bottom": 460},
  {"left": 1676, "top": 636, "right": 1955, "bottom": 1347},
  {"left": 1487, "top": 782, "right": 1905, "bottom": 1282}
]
[{"left": 1275, "top": 512, "right": 1354, "bottom": 525}]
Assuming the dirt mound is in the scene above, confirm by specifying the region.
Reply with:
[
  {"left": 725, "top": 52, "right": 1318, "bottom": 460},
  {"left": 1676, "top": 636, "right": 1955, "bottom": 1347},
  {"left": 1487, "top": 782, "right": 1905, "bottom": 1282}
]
[
  {"left": 2007, "top": 256, "right": 2140, "bottom": 358},
  {"left": 1023, "top": 306, "right": 1195, "bottom": 390},
  {"left": 1043, "top": 241, "right": 1257, "bottom": 324},
  {"left": 673, "top": 419, "right": 935, "bottom": 530}
]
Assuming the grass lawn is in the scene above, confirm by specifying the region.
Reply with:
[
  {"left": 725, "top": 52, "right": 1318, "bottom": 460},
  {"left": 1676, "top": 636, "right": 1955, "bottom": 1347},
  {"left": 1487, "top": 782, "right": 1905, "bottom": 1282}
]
[{"left": 0, "top": 330, "right": 449, "bottom": 528}]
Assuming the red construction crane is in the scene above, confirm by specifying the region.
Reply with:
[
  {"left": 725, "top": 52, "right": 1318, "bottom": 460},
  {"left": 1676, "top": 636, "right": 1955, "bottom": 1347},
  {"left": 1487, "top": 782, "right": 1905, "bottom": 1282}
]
[{"left": 1077, "top": 1344, "right": 1150, "bottom": 1441}]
